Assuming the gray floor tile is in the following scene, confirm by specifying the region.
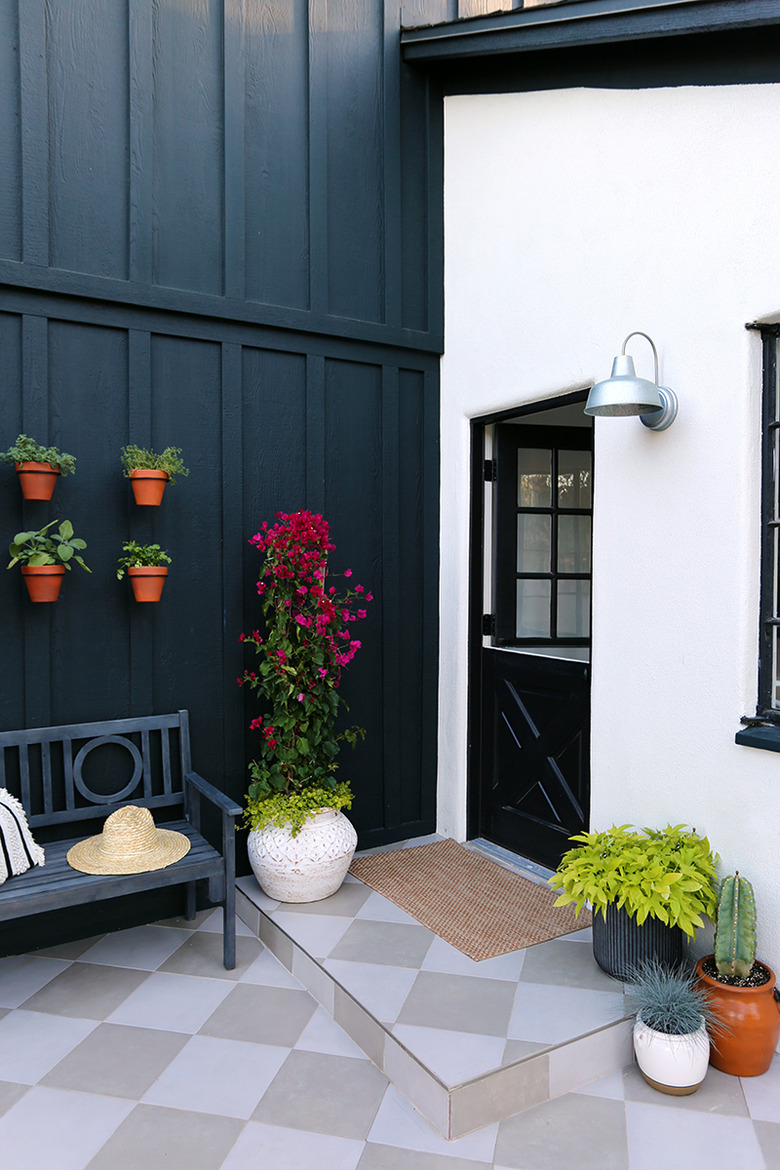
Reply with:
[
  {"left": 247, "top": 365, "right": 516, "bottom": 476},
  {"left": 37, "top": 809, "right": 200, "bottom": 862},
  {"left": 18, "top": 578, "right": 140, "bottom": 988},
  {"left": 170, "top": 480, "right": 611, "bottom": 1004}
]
[
  {"left": 157, "top": 930, "right": 262, "bottom": 979},
  {"left": 295, "top": 1005, "right": 367, "bottom": 1059},
  {"left": 495, "top": 1092, "right": 629, "bottom": 1170},
  {"left": 34, "top": 936, "right": 106, "bottom": 960},
  {"left": 84, "top": 1103, "right": 244, "bottom": 1170},
  {"left": 220, "top": 1120, "right": 365, "bottom": 1170},
  {"left": 397, "top": 970, "right": 517, "bottom": 1037},
  {"left": 199, "top": 982, "right": 316, "bottom": 1047},
  {"left": 518, "top": 937, "right": 621, "bottom": 991},
  {"left": 22, "top": 962, "right": 149, "bottom": 1019},
  {"left": 358, "top": 1144, "right": 491, "bottom": 1170},
  {"left": 502, "top": 1038, "right": 548, "bottom": 1065},
  {"left": 329, "top": 919, "right": 434, "bottom": 968},
  {"left": 41, "top": 1022, "right": 188, "bottom": 1098},
  {"left": 154, "top": 909, "right": 215, "bottom": 930},
  {"left": 622, "top": 1060, "right": 750, "bottom": 1115},
  {"left": 0, "top": 1085, "right": 133, "bottom": 1170},
  {"left": 741, "top": 1055, "right": 780, "bottom": 1122},
  {"left": 239, "top": 947, "right": 305, "bottom": 988},
  {"left": 0, "top": 1081, "right": 28, "bottom": 1118},
  {"left": 253, "top": 1049, "right": 388, "bottom": 1139},
  {"left": 756, "top": 1120, "right": 780, "bottom": 1170}
]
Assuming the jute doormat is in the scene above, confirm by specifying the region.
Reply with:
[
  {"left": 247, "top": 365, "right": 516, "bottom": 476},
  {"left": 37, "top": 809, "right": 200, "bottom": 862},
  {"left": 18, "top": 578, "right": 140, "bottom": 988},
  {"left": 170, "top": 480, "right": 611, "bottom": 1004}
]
[{"left": 349, "top": 838, "right": 590, "bottom": 962}]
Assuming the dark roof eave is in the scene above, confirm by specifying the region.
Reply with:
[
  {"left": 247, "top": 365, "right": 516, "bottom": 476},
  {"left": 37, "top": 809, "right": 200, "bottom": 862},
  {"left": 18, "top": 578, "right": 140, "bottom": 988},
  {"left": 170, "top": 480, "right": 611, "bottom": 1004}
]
[{"left": 401, "top": 0, "right": 780, "bottom": 64}]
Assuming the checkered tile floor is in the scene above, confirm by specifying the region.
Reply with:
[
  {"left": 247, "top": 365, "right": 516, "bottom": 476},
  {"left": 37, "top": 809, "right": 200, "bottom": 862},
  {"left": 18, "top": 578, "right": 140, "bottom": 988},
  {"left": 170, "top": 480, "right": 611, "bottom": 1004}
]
[{"left": 0, "top": 892, "right": 778, "bottom": 1166}]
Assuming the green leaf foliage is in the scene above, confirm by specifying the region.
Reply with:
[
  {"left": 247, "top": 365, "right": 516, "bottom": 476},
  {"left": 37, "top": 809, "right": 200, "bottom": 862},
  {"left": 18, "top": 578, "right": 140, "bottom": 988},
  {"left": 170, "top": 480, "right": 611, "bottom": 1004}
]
[
  {"left": 7, "top": 520, "right": 91, "bottom": 572},
  {"left": 120, "top": 445, "right": 189, "bottom": 484},
  {"left": 548, "top": 824, "right": 718, "bottom": 939},
  {"left": 116, "top": 540, "right": 172, "bottom": 579},
  {"left": 0, "top": 434, "right": 76, "bottom": 475}
]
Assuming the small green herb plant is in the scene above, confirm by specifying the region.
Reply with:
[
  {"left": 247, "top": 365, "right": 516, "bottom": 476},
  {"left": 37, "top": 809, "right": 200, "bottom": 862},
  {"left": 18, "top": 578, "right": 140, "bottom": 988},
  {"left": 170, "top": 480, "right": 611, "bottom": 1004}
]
[
  {"left": 549, "top": 824, "right": 718, "bottom": 938},
  {"left": 116, "top": 541, "right": 172, "bottom": 580},
  {"left": 626, "top": 960, "right": 723, "bottom": 1037},
  {"left": 7, "top": 520, "right": 90, "bottom": 571},
  {"left": 1, "top": 434, "right": 76, "bottom": 475},
  {"left": 120, "top": 445, "right": 189, "bottom": 485},
  {"left": 244, "top": 782, "right": 353, "bottom": 838}
]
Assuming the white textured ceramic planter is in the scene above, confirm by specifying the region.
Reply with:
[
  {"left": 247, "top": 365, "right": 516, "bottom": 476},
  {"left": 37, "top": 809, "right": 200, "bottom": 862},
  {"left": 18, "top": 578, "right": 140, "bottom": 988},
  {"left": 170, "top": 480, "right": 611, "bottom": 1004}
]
[
  {"left": 633, "top": 1016, "right": 710, "bottom": 1095},
  {"left": 247, "top": 808, "right": 358, "bottom": 903}
]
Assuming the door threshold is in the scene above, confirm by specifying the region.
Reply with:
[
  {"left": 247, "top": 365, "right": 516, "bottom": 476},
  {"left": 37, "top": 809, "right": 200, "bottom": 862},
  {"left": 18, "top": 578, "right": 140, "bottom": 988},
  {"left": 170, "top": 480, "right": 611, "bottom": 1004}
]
[{"left": 466, "top": 838, "right": 556, "bottom": 888}]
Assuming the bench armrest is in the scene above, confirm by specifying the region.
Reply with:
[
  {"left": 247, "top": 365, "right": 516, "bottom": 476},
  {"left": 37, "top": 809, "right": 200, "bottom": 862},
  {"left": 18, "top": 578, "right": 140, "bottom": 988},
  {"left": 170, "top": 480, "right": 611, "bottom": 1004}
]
[{"left": 184, "top": 771, "right": 243, "bottom": 819}]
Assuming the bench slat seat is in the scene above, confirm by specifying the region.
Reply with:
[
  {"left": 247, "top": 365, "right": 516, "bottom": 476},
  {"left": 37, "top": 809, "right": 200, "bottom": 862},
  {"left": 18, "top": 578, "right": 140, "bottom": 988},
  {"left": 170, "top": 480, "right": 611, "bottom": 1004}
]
[{"left": 0, "top": 711, "right": 241, "bottom": 968}]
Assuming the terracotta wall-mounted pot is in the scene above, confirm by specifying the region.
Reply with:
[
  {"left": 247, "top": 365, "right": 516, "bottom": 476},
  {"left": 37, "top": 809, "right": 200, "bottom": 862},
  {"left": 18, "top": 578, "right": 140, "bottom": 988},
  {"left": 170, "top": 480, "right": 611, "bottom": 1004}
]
[
  {"left": 21, "top": 564, "right": 65, "bottom": 602},
  {"left": 128, "top": 566, "right": 168, "bottom": 602},
  {"left": 16, "top": 461, "right": 60, "bottom": 501},
  {"left": 129, "top": 470, "right": 168, "bottom": 506}
]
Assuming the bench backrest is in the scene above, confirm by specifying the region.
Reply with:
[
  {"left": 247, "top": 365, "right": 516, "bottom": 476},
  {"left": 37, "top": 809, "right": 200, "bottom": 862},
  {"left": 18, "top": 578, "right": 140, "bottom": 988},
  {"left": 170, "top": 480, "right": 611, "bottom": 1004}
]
[{"left": 0, "top": 711, "right": 192, "bottom": 829}]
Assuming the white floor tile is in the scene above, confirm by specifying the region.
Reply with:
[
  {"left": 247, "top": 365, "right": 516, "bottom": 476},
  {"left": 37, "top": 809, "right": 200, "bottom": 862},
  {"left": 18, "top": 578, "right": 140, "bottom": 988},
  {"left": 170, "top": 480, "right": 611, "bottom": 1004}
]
[
  {"left": 324, "top": 959, "right": 417, "bottom": 1023},
  {"left": 393, "top": 1023, "right": 506, "bottom": 1085},
  {"left": 142, "top": 1034, "right": 288, "bottom": 1119},
  {"left": 575, "top": 1068, "right": 627, "bottom": 1101},
  {"left": 78, "top": 924, "right": 192, "bottom": 970},
  {"left": 295, "top": 1005, "right": 367, "bottom": 1059},
  {"left": 221, "top": 1120, "right": 365, "bottom": 1170},
  {"left": 421, "top": 935, "right": 526, "bottom": 982},
  {"left": 106, "top": 970, "right": 233, "bottom": 1033},
  {"left": 368, "top": 1085, "right": 498, "bottom": 1163},
  {"left": 741, "top": 1055, "right": 780, "bottom": 1123},
  {"left": 354, "top": 890, "right": 423, "bottom": 927},
  {"left": 0, "top": 954, "right": 71, "bottom": 1008},
  {"left": 0, "top": 1010, "right": 97, "bottom": 1083},
  {"left": 272, "top": 911, "right": 354, "bottom": 958},
  {"left": 0, "top": 1085, "right": 132, "bottom": 1170},
  {"left": 509, "top": 983, "right": 625, "bottom": 1045},
  {"left": 240, "top": 948, "right": 306, "bottom": 989},
  {"left": 625, "top": 1100, "right": 767, "bottom": 1168}
]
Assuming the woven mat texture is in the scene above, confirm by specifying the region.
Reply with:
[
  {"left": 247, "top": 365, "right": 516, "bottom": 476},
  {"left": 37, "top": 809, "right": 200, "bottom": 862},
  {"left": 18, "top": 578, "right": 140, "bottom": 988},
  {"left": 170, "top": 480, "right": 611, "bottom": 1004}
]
[{"left": 349, "top": 838, "right": 590, "bottom": 962}]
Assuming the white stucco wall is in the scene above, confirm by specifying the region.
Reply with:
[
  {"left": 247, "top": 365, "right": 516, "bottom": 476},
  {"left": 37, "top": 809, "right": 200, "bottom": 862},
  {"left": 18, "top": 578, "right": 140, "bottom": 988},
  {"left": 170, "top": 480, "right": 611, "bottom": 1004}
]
[{"left": 440, "top": 84, "right": 780, "bottom": 978}]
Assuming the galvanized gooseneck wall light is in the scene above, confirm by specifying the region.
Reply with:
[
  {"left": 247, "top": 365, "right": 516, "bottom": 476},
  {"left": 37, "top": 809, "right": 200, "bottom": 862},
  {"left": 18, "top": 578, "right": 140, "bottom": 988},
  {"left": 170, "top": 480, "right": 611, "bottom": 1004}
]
[{"left": 584, "top": 332, "right": 678, "bottom": 430}]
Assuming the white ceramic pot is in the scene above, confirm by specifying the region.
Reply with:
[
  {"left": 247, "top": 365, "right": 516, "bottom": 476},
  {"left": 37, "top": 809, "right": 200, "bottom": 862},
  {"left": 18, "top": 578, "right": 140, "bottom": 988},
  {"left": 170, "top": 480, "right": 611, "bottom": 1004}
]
[
  {"left": 633, "top": 1015, "right": 710, "bottom": 1095},
  {"left": 247, "top": 808, "right": 358, "bottom": 903}
]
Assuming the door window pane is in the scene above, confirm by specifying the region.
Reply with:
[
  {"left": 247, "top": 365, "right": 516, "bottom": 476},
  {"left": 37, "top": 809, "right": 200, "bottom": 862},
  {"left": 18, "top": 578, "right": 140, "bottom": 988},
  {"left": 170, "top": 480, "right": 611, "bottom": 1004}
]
[
  {"left": 518, "top": 449, "right": 552, "bottom": 507},
  {"left": 558, "top": 450, "right": 592, "bottom": 508},
  {"left": 517, "top": 514, "right": 551, "bottom": 573},
  {"left": 516, "top": 579, "right": 551, "bottom": 638},
  {"left": 558, "top": 516, "right": 592, "bottom": 573},
  {"left": 557, "top": 580, "right": 591, "bottom": 638}
]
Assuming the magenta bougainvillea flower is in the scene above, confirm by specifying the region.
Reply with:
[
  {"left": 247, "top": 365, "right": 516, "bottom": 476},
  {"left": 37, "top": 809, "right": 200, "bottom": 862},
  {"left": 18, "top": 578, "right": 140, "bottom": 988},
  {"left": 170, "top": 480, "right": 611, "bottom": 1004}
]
[{"left": 239, "top": 511, "right": 372, "bottom": 820}]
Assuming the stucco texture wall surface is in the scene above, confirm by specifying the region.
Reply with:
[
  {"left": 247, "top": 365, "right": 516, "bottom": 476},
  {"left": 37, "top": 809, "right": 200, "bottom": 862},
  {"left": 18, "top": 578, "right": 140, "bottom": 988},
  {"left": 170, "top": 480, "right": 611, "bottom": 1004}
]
[{"left": 440, "top": 84, "right": 780, "bottom": 981}]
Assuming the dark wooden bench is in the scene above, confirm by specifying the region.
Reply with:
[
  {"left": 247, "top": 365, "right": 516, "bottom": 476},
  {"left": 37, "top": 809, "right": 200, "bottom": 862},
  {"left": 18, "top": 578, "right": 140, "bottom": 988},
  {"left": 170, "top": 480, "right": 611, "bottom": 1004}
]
[{"left": 0, "top": 710, "right": 242, "bottom": 969}]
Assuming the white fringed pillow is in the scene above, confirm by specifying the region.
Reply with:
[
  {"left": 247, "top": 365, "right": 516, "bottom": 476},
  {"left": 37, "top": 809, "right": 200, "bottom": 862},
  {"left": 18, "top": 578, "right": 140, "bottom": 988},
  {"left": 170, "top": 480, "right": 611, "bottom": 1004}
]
[{"left": 0, "top": 789, "right": 45, "bottom": 884}]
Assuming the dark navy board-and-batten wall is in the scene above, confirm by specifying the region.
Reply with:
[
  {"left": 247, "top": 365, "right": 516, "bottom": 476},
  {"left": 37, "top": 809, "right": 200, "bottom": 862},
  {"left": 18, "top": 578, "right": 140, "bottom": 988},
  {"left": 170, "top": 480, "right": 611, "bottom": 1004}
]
[{"left": 0, "top": 1, "right": 441, "bottom": 948}]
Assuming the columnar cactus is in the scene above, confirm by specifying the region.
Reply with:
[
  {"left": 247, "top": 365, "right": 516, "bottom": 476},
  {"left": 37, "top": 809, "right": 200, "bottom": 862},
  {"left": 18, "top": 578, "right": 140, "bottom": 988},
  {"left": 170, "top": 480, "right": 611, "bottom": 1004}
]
[{"left": 714, "top": 872, "right": 756, "bottom": 979}]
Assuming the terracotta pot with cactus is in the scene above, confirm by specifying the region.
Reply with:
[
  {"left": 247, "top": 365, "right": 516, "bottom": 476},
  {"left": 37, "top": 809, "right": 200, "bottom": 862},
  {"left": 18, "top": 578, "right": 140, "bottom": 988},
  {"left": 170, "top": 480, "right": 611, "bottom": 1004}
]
[{"left": 696, "top": 873, "right": 780, "bottom": 1077}]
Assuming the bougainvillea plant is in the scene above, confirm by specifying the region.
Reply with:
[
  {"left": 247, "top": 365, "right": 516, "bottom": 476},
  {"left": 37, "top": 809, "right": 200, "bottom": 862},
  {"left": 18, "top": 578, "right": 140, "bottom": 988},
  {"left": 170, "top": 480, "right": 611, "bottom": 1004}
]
[{"left": 239, "top": 510, "right": 373, "bottom": 835}]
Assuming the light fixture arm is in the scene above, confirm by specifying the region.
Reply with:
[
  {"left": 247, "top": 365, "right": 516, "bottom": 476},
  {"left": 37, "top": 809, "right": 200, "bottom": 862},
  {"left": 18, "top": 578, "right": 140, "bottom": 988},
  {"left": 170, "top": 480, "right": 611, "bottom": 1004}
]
[
  {"left": 622, "top": 331, "right": 677, "bottom": 431},
  {"left": 621, "top": 332, "right": 659, "bottom": 386}
]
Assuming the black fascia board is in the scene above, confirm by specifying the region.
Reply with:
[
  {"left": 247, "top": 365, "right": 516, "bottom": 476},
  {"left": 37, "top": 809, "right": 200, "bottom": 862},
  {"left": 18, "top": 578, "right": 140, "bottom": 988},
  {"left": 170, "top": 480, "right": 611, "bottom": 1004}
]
[{"left": 401, "top": 0, "right": 780, "bottom": 64}]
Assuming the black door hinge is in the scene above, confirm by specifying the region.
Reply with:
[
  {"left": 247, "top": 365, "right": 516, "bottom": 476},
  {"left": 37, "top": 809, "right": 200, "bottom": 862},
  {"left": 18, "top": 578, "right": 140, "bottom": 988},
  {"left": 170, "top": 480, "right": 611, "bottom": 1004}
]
[
  {"left": 483, "top": 459, "right": 496, "bottom": 482},
  {"left": 482, "top": 613, "right": 495, "bottom": 636}
]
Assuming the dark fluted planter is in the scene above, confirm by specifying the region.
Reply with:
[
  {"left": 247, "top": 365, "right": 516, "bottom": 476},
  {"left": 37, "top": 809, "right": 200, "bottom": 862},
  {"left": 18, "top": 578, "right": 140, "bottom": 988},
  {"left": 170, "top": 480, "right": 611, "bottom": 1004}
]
[{"left": 592, "top": 902, "right": 683, "bottom": 979}]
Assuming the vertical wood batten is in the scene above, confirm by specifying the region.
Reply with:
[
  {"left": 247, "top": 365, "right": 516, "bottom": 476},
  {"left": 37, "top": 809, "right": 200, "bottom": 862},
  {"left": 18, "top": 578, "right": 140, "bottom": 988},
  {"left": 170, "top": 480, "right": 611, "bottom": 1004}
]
[
  {"left": 224, "top": 0, "right": 246, "bottom": 301},
  {"left": 308, "top": 0, "right": 328, "bottom": 314},
  {"left": 129, "top": 0, "right": 154, "bottom": 286},
  {"left": 128, "top": 329, "right": 154, "bottom": 714},
  {"left": 221, "top": 341, "right": 245, "bottom": 783},
  {"left": 381, "top": 366, "right": 402, "bottom": 826},
  {"left": 21, "top": 314, "right": 51, "bottom": 729},
  {"left": 18, "top": 0, "right": 48, "bottom": 267},
  {"left": 383, "top": 6, "right": 402, "bottom": 328},
  {"left": 0, "top": 4, "right": 22, "bottom": 261},
  {"left": 420, "top": 363, "right": 440, "bottom": 829},
  {"left": 305, "top": 353, "right": 326, "bottom": 513}
]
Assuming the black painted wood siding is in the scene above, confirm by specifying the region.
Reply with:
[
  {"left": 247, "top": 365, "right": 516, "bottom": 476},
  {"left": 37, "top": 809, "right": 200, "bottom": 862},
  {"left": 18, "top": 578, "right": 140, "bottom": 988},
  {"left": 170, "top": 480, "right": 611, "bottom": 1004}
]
[{"left": 0, "top": 1, "right": 441, "bottom": 861}]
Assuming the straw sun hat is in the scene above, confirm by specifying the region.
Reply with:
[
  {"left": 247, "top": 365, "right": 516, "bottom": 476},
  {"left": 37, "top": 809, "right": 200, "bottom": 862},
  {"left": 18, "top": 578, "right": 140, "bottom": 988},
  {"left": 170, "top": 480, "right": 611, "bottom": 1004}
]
[{"left": 67, "top": 805, "right": 190, "bottom": 875}]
